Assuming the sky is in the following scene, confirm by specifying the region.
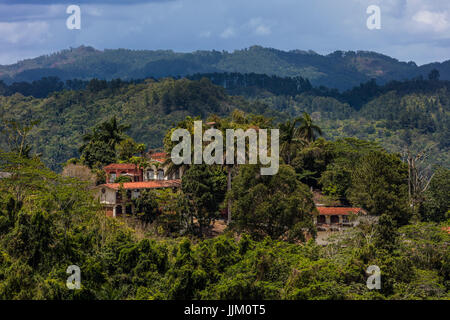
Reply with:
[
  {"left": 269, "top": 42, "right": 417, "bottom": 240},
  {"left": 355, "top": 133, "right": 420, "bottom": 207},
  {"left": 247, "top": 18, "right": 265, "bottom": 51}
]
[{"left": 0, "top": 0, "right": 450, "bottom": 65}]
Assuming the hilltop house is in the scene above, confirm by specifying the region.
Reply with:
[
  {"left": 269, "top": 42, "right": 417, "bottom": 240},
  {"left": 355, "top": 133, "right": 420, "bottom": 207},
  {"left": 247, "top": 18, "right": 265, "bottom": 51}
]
[
  {"left": 95, "top": 180, "right": 181, "bottom": 217},
  {"left": 95, "top": 151, "right": 183, "bottom": 217},
  {"left": 104, "top": 163, "right": 143, "bottom": 183},
  {"left": 312, "top": 207, "right": 366, "bottom": 230}
]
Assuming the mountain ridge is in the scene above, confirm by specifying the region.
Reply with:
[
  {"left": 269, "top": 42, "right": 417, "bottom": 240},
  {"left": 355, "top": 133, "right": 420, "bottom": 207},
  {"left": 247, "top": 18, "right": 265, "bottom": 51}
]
[{"left": 1, "top": 45, "right": 449, "bottom": 90}]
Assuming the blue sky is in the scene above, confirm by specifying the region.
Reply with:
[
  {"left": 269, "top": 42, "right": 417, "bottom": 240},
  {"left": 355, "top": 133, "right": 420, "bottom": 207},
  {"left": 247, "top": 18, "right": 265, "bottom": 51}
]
[{"left": 0, "top": 0, "right": 449, "bottom": 65}]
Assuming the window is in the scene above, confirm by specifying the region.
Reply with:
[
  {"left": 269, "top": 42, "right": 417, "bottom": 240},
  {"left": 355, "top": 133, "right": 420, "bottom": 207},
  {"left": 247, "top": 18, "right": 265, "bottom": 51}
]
[
  {"left": 174, "top": 169, "right": 180, "bottom": 179},
  {"left": 146, "top": 170, "right": 154, "bottom": 180},
  {"left": 330, "top": 215, "right": 340, "bottom": 224},
  {"left": 157, "top": 169, "right": 164, "bottom": 180},
  {"left": 109, "top": 173, "right": 116, "bottom": 183}
]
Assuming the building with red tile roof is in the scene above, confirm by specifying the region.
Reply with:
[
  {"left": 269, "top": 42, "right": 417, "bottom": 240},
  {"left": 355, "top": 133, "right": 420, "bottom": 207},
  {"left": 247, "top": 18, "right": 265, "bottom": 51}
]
[
  {"left": 94, "top": 180, "right": 181, "bottom": 217},
  {"left": 101, "top": 180, "right": 180, "bottom": 190},
  {"left": 316, "top": 207, "right": 364, "bottom": 215},
  {"left": 312, "top": 207, "right": 366, "bottom": 226},
  {"left": 104, "top": 163, "right": 143, "bottom": 183}
]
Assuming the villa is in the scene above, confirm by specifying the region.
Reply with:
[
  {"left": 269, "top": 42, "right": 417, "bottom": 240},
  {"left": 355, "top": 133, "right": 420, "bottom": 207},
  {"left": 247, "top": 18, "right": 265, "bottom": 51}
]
[
  {"left": 312, "top": 207, "right": 366, "bottom": 231},
  {"left": 95, "top": 151, "right": 183, "bottom": 217}
]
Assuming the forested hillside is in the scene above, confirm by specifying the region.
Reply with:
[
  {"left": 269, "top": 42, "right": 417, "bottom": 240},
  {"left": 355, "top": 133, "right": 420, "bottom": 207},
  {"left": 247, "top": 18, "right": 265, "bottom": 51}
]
[
  {"left": 0, "top": 74, "right": 448, "bottom": 171},
  {"left": 0, "top": 74, "right": 448, "bottom": 300},
  {"left": 2, "top": 45, "right": 450, "bottom": 90}
]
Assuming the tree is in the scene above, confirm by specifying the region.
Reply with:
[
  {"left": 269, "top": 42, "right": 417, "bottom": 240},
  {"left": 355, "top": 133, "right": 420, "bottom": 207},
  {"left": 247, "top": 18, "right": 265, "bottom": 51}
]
[
  {"left": 80, "top": 140, "right": 116, "bottom": 168},
  {"left": 279, "top": 117, "right": 306, "bottom": 165},
  {"left": 1, "top": 119, "right": 40, "bottom": 158},
  {"left": 428, "top": 69, "right": 440, "bottom": 81},
  {"left": 181, "top": 165, "right": 227, "bottom": 236},
  {"left": 347, "top": 151, "right": 410, "bottom": 225},
  {"left": 79, "top": 116, "right": 131, "bottom": 168},
  {"left": 227, "top": 164, "right": 316, "bottom": 241},
  {"left": 375, "top": 214, "right": 399, "bottom": 252},
  {"left": 134, "top": 189, "right": 160, "bottom": 224},
  {"left": 419, "top": 168, "right": 450, "bottom": 222},
  {"left": 297, "top": 112, "right": 323, "bottom": 143},
  {"left": 117, "top": 138, "right": 146, "bottom": 162}
]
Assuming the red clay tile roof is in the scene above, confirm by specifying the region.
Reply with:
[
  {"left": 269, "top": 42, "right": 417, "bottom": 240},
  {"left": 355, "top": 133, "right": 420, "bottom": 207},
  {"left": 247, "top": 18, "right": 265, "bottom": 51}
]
[
  {"left": 100, "top": 180, "right": 181, "bottom": 190},
  {"left": 104, "top": 163, "right": 139, "bottom": 170},
  {"left": 150, "top": 152, "right": 168, "bottom": 159},
  {"left": 316, "top": 207, "right": 364, "bottom": 216},
  {"left": 442, "top": 227, "right": 450, "bottom": 234},
  {"left": 149, "top": 152, "right": 168, "bottom": 163}
]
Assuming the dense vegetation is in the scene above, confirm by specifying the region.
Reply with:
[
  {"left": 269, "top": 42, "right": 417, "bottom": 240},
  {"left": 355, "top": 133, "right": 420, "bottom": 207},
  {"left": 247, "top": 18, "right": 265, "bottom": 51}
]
[
  {"left": 0, "top": 73, "right": 448, "bottom": 171},
  {"left": 2, "top": 45, "right": 450, "bottom": 90},
  {"left": 0, "top": 147, "right": 448, "bottom": 300},
  {"left": 0, "top": 63, "right": 448, "bottom": 300}
]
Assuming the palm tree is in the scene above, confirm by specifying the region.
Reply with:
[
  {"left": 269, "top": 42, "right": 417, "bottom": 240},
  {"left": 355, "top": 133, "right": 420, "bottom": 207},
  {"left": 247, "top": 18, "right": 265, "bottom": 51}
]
[
  {"left": 79, "top": 116, "right": 129, "bottom": 154},
  {"left": 97, "top": 116, "right": 130, "bottom": 147},
  {"left": 297, "top": 112, "right": 323, "bottom": 143},
  {"left": 279, "top": 117, "right": 306, "bottom": 165}
]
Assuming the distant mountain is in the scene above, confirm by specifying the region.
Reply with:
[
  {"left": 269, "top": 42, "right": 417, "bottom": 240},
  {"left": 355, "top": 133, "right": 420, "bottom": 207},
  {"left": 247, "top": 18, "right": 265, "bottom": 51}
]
[{"left": 1, "top": 45, "right": 449, "bottom": 90}]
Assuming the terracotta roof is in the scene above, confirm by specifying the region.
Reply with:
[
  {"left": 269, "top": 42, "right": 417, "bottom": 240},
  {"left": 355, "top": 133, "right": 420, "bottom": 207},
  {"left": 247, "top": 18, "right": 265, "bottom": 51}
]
[
  {"left": 99, "top": 180, "right": 181, "bottom": 190},
  {"left": 104, "top": 163, "right": 139, "bottom": 170},
  {"left": 150, "top": 152, "right": 168, "bottom": 159},
  {"left": 315, "top": 207, "right": 364, "bottom": 216},
  {"left": 442, "top": 227, "right": 450, "bottom": 234},
  {"left": 148, "top": 152, "right": 168, "bottom": 163}
]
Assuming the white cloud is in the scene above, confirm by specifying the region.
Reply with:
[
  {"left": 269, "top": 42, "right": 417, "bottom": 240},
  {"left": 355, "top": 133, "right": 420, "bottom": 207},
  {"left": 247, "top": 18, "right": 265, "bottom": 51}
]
[
  {"left": 248, "top": 18, "right": 271, "bottom": 36},
  {"left": 412, "top": 10, "right": 449, "bottom": 32},
  {"left": 220, "top": 27, "right": 235, "bottom": 39},
  {"left": 0, "top": 21, "right": 49, "bottom": 44}
]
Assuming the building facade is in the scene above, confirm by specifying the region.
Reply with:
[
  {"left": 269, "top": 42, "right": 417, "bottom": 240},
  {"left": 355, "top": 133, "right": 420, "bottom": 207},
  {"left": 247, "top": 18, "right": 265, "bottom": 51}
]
[{"left": 95, "top": 180, "right": 181, "bottom": 217}]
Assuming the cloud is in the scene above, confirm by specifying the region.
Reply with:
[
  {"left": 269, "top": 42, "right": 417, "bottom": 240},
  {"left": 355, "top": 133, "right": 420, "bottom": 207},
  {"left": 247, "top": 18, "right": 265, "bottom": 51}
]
[
  {"left": 1, "top": 0, "right": 450, "bottom": 66},
  {"left": 247, "top": 18, "right": 271, "bottom": 36},
  {"left": 413, "top": 10, "right": 449, "bottom": 32},
  {"left": 220, "top": 27, "right": 235, "bottom": 39},
  {"left": 0, "top": 21, "right": 49, "bottom": 44}
]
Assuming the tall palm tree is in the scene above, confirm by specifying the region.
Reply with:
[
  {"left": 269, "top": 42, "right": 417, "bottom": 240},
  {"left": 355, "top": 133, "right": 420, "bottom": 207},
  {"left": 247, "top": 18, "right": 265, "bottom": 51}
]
[
  {"left": 97, "top": 116, "right": 130, "bottom": 147},
  {"left": 279, "top": 117, "right": 306, "bottom": 165},
  {"left": 80, "top": 116, "right": 129, "bottom": 154},
  {"left": 297, "top": 112, "right": 323, "bottom": 143}
]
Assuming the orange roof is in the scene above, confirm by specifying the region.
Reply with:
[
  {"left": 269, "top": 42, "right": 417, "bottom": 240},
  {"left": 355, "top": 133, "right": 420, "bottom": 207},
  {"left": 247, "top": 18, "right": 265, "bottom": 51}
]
[
  {"left": 99, "top": 180, "right": 181, "bottom": 190},
  {"left": 442, "top": 227, "right": 450, "bottom": 234},
  {"left": 150, "top": 152, "right": 168, "bottom": 159},
  {"left": 149, "top": 152, "right": 168, "bottom": 163},
  {"left": 316, "top": 207, "right": 364, "bottom": 216},
  {"left": 104, "top": 163, "right": 139, "bottom": 170}
]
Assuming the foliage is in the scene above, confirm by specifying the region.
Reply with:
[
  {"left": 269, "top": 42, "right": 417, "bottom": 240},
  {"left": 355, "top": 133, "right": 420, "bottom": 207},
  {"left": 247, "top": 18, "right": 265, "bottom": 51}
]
[
  {"left": 180, "top": 165, "right": 227, "bottom": 236},
  {"left": 227, "top": 164, "right": 316, "bottom": 242},
  {"left": 419, "top": 168, "right": 450, "bottom": 222},
  {"left": 347, "top": 151, "right": 410, "bottom": 225}
]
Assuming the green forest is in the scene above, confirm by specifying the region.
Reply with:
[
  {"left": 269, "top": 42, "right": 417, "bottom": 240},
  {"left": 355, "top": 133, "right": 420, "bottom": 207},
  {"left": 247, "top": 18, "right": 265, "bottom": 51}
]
[
  {"left": 0, "top": 71, "right": 448, "bottom": 170},
  {"left": 0, "top": 71, "right": 448, "bottom": 300}
]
